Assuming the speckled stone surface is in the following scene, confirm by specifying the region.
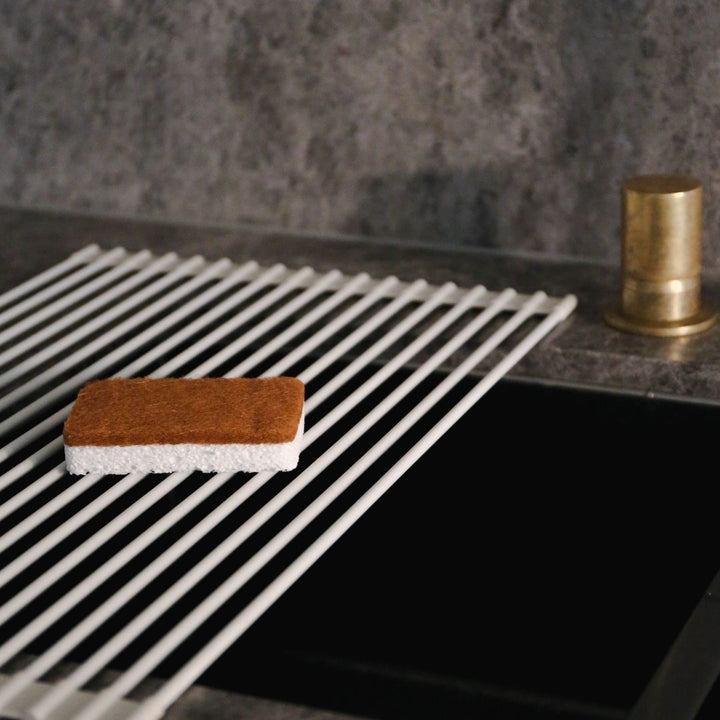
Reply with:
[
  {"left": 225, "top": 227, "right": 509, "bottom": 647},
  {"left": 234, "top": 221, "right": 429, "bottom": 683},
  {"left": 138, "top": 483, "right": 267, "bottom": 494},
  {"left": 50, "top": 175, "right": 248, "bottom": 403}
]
[
  {"left": 4, "top": 654, "right": 371, "bottom": 720},
  {"left": 163, "top": 685, "right": 372, "bottom": 720},
  {"left": 4, "top": 204, "right": 720, "bottom": 406},
  {"left": 3, "top": 2, "right": 720, "bottom": 266}
]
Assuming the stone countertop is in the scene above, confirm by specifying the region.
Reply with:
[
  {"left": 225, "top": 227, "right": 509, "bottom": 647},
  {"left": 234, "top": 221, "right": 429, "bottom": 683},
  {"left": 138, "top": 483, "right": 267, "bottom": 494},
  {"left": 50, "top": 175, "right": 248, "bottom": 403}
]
[{"left": 4, "top": 204, "right": 720, "bottom": 405}]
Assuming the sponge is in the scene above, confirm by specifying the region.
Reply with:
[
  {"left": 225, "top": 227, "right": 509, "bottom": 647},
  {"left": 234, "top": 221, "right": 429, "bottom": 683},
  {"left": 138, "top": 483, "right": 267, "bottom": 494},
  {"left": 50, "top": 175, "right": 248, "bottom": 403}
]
[{"left": 63, "top": 377, "right": 305, "bottom": 474}]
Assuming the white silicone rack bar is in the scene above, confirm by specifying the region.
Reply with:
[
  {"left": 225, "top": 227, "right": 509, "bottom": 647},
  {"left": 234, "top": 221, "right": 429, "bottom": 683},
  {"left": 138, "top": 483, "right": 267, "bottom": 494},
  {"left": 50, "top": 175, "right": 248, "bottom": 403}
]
[{"left": 0, "top": 245, "right": 576, "bottom": 720}]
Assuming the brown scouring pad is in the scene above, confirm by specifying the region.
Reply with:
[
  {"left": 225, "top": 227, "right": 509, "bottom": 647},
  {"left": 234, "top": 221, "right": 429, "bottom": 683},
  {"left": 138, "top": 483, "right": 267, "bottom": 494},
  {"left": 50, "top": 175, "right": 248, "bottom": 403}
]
[{"left": 63, "top": 377, "right": 305, "bottom": 474}]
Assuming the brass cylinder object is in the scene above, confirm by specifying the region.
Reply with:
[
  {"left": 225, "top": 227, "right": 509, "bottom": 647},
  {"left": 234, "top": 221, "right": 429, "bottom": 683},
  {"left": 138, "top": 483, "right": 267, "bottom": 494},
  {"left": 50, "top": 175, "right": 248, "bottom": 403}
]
[{"left": 604, "top": 174, "right": 716, "bottom": 336}]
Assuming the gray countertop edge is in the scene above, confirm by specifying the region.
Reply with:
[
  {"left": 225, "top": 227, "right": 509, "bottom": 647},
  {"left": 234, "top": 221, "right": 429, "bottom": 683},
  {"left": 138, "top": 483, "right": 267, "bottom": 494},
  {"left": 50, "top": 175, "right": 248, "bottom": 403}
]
[{"left": 4, "top": 203, "right": 720, "bottom": 406}]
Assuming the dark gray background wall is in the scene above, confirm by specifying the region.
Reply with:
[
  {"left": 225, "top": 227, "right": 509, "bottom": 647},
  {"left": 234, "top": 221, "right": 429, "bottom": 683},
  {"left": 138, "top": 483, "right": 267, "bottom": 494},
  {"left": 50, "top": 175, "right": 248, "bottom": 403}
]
[{"left": 2, "top": 1, "right": 719, "bottom": 266}]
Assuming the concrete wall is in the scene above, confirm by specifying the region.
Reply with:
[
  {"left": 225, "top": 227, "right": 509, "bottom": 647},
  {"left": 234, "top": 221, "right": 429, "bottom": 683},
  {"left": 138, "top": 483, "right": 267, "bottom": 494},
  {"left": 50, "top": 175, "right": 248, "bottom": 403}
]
[{"left": 2, "top": 1, "right": 719, "bottom": 265}]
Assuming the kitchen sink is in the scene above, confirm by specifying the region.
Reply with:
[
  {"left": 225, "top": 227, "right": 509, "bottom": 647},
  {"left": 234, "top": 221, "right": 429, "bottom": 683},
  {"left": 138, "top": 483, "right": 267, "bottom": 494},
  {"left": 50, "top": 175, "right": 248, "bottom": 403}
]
[{"left": 129, "top": 377, "right": 720, "bottom": 720}]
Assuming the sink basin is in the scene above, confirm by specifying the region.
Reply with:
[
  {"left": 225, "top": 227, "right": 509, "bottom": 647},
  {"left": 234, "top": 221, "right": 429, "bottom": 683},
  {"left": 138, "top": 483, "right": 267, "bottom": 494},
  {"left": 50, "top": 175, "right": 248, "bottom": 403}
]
[{"left": 152, "top": 377, "right": 720, "bottom": 720}]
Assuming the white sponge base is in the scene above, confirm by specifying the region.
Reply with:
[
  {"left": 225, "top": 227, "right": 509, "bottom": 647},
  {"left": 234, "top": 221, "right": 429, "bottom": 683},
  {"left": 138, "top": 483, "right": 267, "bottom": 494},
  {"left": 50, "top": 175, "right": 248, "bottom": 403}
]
[{"left": 65, "top": 417, "right": 304, "bottom": 475}]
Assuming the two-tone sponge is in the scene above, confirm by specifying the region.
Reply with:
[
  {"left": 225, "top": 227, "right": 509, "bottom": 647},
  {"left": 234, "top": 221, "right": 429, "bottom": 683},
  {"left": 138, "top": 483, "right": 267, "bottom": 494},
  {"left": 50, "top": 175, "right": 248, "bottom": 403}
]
[{"left": 63, "top": 377, "right": 305, "bottom": 475}]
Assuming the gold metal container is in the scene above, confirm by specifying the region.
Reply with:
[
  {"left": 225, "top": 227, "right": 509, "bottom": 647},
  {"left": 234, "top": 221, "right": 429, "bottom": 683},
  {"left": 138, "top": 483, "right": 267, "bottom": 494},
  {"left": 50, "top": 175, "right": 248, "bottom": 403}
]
[{"left": 604, "top": 174, "right": 717, "bottom": 336}]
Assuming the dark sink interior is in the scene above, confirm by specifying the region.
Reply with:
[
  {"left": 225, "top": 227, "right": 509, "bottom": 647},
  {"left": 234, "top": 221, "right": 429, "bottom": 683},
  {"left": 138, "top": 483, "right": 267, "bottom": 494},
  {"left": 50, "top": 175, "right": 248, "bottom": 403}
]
[
  {"left": 183, "top": 378, "right": 720, "bottom": 720},
  {"left": 4, "top": 375, "right": 720, "bottom": 720}
]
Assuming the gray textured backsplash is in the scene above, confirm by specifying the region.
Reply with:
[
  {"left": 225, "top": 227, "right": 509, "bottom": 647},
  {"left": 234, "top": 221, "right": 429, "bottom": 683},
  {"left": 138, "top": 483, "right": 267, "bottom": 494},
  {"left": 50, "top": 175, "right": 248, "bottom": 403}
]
[{"left": 2, "top": 1, "right": 719, "bottom": 266}]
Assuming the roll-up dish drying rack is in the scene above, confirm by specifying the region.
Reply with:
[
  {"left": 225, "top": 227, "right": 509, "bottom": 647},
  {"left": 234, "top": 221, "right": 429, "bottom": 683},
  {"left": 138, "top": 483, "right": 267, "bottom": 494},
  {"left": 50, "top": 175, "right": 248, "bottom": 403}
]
[{"left": 0, "top": 245, "right": 576, "bottom": 720}]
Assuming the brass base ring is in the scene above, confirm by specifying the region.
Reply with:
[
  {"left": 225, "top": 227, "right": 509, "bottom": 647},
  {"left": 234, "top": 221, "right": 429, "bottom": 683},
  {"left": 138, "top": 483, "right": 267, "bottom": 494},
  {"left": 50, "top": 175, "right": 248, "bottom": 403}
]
[{"left": 604, "top": 303, "right": 717, "bottom": 337}]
